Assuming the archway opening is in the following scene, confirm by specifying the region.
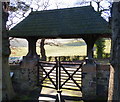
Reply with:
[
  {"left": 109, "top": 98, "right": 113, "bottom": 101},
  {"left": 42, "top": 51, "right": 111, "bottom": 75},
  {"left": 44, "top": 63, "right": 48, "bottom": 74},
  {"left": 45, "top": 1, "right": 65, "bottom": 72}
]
[
  {"left": 36, "top": 38, "right": 87, "bottom": 61},
  {"left": 9, "top": 38, "right": 28, "bottom": 57}
]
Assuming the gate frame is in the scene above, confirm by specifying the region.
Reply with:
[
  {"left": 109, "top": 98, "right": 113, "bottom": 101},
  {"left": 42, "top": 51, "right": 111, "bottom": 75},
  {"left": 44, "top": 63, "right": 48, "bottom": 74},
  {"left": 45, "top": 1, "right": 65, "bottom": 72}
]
[{"left": 37, "top": 57, "right": 83, "bottom": 93}]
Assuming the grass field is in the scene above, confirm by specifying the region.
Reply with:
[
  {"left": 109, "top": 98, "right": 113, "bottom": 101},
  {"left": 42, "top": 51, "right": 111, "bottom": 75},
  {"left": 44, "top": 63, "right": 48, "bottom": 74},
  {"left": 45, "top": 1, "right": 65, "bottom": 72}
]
[{"left": 10, "top": 39, "right": 111, "bottom": 57}]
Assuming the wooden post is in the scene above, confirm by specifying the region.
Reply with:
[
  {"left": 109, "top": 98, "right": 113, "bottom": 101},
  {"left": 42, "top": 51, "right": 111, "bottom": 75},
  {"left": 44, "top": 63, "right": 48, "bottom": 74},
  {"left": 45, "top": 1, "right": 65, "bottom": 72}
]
[
  {"left": 26, "top": 37, "right": 38, "bottom": 58},
  {"left": 55, "top": 57, "right": 58, "bottom": 90},
  {"left": 55, "top": 57, "right": 64, "bottom": 102}
]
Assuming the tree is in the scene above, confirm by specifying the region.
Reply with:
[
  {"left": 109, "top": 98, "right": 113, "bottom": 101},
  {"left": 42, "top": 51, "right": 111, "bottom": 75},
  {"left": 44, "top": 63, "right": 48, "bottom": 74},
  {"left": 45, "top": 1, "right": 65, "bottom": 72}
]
[
  {"left": 7, "top": 2, "right": 30, "bottom": 29},
  {"left": 40, "top": 39, "right": 46, "bottom": 61},
  {"left": 108, "top": 2, "right": 120, "bottom": 101},
  {"left": 94, "top": 0, "right": 111, "bottom": 59},
  {"left": 95, "top": 38, "right": 105, "bottom": 58},
  {"left": 2, "top": 1, "right": 30, "bottom": 101},
  {"left": 37, "top": 39, "right": 62, "bottom": 61},
  {"left": 2, "top": 2, "right": 15, "bottom": 101},
  {"left": 37, "top": 0, "right": 50, "bottom": 61},
  {"left": 94, "top": 0, "right": 106, "bottom": 59}
]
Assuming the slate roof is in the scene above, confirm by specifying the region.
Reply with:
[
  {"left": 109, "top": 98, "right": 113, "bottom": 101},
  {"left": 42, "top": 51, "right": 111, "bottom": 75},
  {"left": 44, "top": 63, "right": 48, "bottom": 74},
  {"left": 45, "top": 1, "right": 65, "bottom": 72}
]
[{"left": 9, "top": 6, "right": 111, "bottom": 38}]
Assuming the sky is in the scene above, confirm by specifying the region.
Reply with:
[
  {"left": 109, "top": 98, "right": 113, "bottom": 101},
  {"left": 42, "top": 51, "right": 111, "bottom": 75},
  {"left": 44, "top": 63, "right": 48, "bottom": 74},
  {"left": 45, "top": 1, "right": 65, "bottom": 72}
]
[
  {"left": 10, "top": 0, "right": 90, "bottom": 10},
  {"left": 9, "top": 0, "right": 111, "bottom": 9}
]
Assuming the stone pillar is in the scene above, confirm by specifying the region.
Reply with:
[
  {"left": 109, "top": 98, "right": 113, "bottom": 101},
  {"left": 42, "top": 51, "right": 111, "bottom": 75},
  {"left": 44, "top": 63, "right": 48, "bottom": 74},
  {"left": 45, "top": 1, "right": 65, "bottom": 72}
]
[
  {"left": 19, "top": 37, "right": 40, "bottom": 93},
  {"left": 82, "top": 63, "right": 97, "bottom": 100},
  {"left": 21, "top": 37, "right": 39, "bottom": 71}
]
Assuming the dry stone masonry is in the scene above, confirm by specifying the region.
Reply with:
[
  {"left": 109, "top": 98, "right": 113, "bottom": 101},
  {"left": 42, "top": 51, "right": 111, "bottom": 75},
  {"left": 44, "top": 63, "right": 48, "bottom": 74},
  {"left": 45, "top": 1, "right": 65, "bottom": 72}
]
[{"left": 82, "top": 63, "right": 110, "bottom": 100}]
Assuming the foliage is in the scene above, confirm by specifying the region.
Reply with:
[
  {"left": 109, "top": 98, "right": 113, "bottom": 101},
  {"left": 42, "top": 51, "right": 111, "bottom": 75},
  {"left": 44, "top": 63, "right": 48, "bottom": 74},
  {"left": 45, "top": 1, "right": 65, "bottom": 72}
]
[
  {"left": 9, "top": 2, "right": 30, "bottom": 12},
  {"left": 95, "top": 38, "right": 106, "bottom": 59},
  {"left": 7, "top": 1, "right": 31, "bottom": 29},
  {"left": 47, "top": 55, "right": 86, "bottom": 62}
]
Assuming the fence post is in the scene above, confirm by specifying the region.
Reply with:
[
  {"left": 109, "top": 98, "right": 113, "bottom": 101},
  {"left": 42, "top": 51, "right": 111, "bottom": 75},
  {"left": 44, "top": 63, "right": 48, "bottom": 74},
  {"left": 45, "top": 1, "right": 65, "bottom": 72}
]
[
  {"left": 58, "top": 57, "right": 61, "bottom": 90},
  {"left": 55, "top": 57, "right": 61, "bottom": 90},
  {"left": 55, "top": 57, "right": 58, "bottom": 90}
]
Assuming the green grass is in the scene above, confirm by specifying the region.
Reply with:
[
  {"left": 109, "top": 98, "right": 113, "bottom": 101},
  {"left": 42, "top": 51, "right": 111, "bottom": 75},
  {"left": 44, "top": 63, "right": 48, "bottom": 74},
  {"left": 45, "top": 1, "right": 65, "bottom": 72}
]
[
  {"left": 44, "top": 45, "right": 87, "bottom": 56},
  {"left": 10, "top": 39, "right": 111, "bottom": 57},
  {"left": 10, "top": 45, "right": 87, "bottom": 57}
]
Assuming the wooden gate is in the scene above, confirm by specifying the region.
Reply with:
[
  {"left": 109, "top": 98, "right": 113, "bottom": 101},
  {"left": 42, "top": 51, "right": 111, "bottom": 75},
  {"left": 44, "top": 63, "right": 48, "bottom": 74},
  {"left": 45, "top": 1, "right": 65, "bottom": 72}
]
[{"left": 37, "top": 57, "right": 83, "bottom": 92}]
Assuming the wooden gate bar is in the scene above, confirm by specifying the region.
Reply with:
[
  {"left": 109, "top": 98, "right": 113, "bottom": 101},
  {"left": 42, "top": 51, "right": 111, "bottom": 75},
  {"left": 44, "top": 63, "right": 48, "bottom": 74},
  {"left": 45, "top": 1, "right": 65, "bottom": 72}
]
[
  {"left": 38, "top": 63, "right": 56, "bottom": 88},
  {"left": 60, "top": 64, "right": 82, "bottom": 91}
]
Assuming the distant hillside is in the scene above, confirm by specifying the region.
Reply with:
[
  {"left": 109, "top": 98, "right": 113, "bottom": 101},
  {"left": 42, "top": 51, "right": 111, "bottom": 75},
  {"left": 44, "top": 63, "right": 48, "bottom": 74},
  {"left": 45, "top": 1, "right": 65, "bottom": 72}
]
[
  {"left": 64, "top": 41, "right": 86, "bottom": 46},
  {"left": 10, "top": 38, "right": 28, "bottom": 47},
  {"left": 10, "top": 38, "right": 83, "bottom": 47}
]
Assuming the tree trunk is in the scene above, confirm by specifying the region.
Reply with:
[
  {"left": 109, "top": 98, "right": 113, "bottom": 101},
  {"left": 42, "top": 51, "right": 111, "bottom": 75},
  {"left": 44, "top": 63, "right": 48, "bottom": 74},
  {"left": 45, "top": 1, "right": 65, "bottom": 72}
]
[
  {"left": 2, "top": 2, "right": 15, "bottom": 101},
  {"left": 40, "top": 39, "right": 46, "bottom": 61},
  {"left": 95, "top": 1, "right": 105, "bottom": 59},
  {"left": 108, "top": 2, "right": 120, "bottom": 101}
]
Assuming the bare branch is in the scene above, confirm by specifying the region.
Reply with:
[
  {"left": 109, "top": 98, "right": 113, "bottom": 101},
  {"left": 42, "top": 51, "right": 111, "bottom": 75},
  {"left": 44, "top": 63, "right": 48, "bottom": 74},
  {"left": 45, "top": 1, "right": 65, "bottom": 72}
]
[
  {"left": 43, "top": 0, "right": 50, "bottom": 10},
  {"left": 9, "top": 37, "right": 14, "bottom": 41}
]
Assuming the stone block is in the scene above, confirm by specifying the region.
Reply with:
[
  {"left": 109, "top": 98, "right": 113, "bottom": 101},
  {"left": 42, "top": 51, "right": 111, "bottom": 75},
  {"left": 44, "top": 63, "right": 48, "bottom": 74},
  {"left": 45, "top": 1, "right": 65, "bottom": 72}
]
[
  {"left": 96, "top": 64, "right": 110, "bottom": 98},
  {"left": 97, "top": 64, "right": 110, "bottom": 71},
  {"left": 82, "top": 63, "right": 97, "bottom": 100},
  {"left": 97, "top": 84, "right": 106, "bottom": 96},
  {"left": 82, "top": 64, "right": 96, "bottom": 72}
]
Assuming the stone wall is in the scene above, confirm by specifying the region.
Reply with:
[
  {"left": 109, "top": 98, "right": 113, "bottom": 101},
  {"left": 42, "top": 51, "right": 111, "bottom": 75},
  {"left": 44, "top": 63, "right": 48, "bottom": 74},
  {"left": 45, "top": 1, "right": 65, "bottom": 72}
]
[
  {"left": 11, "top": 62, "right": 110, "bottom": 99},
  {"left": 11, "top": 64, "right": 38, "bottom": 93},
  {"left": 96, "top": 64, "right": 110, "bottom": 98},
  {"left": 82, "top": 63, "right": 110, "bottom": 100}
]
